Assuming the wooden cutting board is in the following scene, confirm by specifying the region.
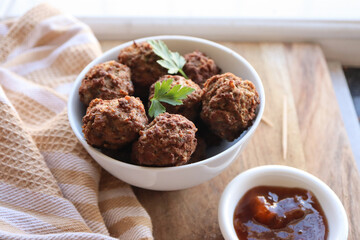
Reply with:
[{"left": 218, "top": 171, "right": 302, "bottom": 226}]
[{"left": 101, "top": 41, "right": 360, "bottom": 239}]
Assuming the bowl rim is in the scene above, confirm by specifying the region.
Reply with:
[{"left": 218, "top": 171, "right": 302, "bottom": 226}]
[
  {"left": 218, "top": 165, "right": 349, "bottom": 239},
  {"left": 68, "top": 35, "right": 265, "bottom": 172}
]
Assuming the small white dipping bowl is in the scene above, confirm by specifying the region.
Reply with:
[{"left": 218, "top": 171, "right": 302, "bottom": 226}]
[
  {"left": 218, "top": 165, "right": 348, "bottom": 239},
  {"left": 68, "top": 35, "right": 265, "bottom": 191}
]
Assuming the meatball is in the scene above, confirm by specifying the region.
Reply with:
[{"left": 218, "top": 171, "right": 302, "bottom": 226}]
[
  {"left": 101, "top": 148, "right": 132, "bottom": 164},
  {"left": 196, "top": 118, "right": 223, "bottom": 147},
  {"left": 132, "top": 113, "right": 197, "bottom": 166},
  {"left": 201, "top": 73, "right": 260, "bottom": 141},
  {"left": 187, "top": 137, "right": 207, "bottom": 164},
  {"left": 149, "top": 75, "right": 203, "bottom": 121},
  {"left": 79, "top": 60, "right": 133, "bottom": 105},
  {"left": 183, "top": 51, "right": 221, "bottom": 88},
  {"left": 118, "top": 42, "right": 167, "bottom": 97},
  {"left": 82, "top": 96, "right": 148, "bottom": 149}
]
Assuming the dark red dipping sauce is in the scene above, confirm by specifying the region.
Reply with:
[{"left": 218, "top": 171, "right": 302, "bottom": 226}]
[{"left": 233, "top": 186, "right": 328, "bottom": 240}]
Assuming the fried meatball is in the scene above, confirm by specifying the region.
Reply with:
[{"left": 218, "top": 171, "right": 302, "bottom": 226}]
[
  {"left": 187, "top": 137, "right": 206, "bottom": 164},
  {"left": 149, "top": 75, "right": 203, "bottom": 121},
  {"left": 196, "top": 118, "right": 223, "bottom": 147},
  {"left": 101, "top": 148, "right": 132, "bottom": 164},
  {"left": 79, "top": 61, "right": 133, "bottom": 105},
  {"left": 183, "top": 51, "right": 221, "bottom": 88},
  {"left": 82, "top": 96, "right": 148, "bottom": 149},
  {"left": 132, "top": 113, "right": 197, "bottom": 166},
  {"left": 201, "top": 73, "right": 260, "bottom": 141},
  {"left": 118, "top": 42, "right": 167, "bottom": 97}
]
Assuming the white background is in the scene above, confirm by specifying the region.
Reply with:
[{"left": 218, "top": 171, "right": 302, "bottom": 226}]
[
  {"left": 2, "top": 0, "right": 360, "bottom": 20},
  {"left": 2, "top": 0, "right": 360, "bottom": 66}
]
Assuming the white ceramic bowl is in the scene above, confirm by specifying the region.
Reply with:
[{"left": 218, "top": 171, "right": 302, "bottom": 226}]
[
  {"left": 218, "top": 165, "right": 348, "bottom": 239},
  {"left": 68, "top": 35, "right": 265, "bottom": 191}
]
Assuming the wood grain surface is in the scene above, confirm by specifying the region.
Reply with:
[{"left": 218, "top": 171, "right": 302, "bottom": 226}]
[{"left": 101, "top": 41, "right": 360, "bottom": 239}]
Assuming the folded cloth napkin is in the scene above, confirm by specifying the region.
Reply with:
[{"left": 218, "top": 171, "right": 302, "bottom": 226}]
[{"left": 0, "top": 4, "right": 153, "bottom": 240}]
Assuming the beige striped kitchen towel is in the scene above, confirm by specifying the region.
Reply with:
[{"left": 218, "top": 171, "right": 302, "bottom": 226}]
[{"left": 0, "top": 3, "right": 153, "bottom": 240}]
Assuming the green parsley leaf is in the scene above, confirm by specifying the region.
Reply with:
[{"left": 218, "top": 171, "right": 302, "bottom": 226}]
[
  {"left": 147, "top": 40, "right": 188, "bottom": 79},
  {"left": 148, "top": 99, "right": 166, "bottom": 119},
  {"left": 148, "top": 78, "right": 195, "bottom": 118}
]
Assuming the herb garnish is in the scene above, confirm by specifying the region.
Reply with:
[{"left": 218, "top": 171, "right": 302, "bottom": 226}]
[
  {"left": 148, "top": 40, "right": 188, "bottom": 79},
  {"left": 148, "top": 78, "right": 195, "bottom": 118}
]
